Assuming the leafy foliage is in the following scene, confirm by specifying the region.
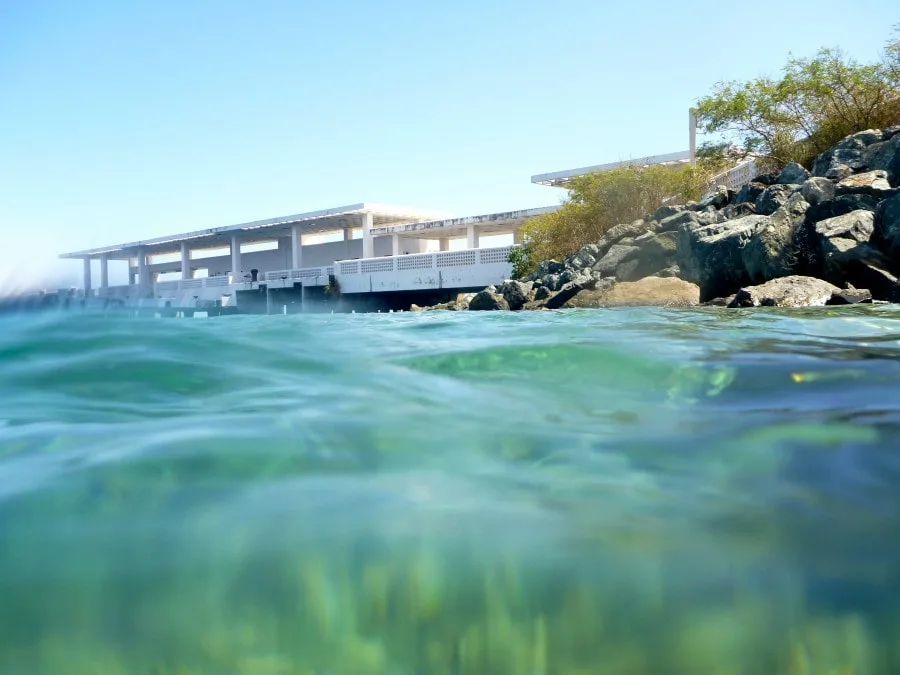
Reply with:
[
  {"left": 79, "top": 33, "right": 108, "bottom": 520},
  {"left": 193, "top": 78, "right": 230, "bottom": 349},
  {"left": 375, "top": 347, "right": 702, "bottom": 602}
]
[
  {"left": 695, "top": 27, "right": 900, "bottom": 170},
  {"left": 518, "top": 163, "right": 712, "bottom": 272}
]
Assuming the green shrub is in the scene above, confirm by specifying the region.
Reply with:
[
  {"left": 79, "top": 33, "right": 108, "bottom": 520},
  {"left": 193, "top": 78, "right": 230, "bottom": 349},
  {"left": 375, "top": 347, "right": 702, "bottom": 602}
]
[{"left": 695, "top": 27, "right": 900, "bottom": 170}]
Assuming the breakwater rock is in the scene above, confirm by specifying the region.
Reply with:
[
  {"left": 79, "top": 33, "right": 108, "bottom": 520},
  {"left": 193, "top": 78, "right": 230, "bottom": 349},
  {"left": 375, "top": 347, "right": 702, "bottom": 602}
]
[{"left": 460, "top": 126, "right": 900, "bottom": 311}]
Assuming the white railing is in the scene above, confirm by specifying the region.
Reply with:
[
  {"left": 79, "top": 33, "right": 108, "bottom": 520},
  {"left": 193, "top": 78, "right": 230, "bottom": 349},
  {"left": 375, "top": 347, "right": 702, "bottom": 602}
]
[
  {"left": 335, "top": 246, "right": 515, "bottom": 276},
  {"left": 264, "top": 266, "right": 333, "bottom": 285},
  {"left": 708, "top": 158, "right": 761, "bottom": 191}
]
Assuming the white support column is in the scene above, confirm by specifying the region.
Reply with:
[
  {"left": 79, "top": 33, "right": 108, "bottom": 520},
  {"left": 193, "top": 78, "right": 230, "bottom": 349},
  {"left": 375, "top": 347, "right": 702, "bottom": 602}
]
[
  {"left": 137, "top": 247, "right": 148, "bottom": 296},
  {"left": 439, "top": 238, "right": 450, "bottom": 252},
  {"left": 466, "top": 224, "right": 479, "bottom": 249},
  {"left": 181, "top": 242, "right": 191, "bottom": 280},
  {"left": 362, "top": 212, "right": 374, "bottom": 259},
  {"left": 231, "top": 235, "right": 241, "bottom": 281},
  {"left": 344, "top": 228, "right": 352, "bottom": 241},
  {"left": 99, "top": 254, "right": 109, "bottom": 290},
  {"left": 82, "top": 258, "right": 92, "bottom": 296},
  {"left": 392, "top": 234, "right": 401, "bottom": 256},
  {"left": 689, "top": 108, "right": 697, "bottom": 165},
  {"left": 129, "top": 268, "right": 136, "bottom": 286},
  {"left": 513, "top": 229, "right": 524, "bottom": 245},
  {"left": 291, "top": 224, "right": 303, "bottom": 269}
]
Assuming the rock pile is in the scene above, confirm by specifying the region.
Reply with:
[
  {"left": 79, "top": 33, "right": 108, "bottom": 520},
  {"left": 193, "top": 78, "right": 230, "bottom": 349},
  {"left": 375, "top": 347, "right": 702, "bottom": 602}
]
[{"left": 459, "top": 126, "right": 900, "bottom": 311}]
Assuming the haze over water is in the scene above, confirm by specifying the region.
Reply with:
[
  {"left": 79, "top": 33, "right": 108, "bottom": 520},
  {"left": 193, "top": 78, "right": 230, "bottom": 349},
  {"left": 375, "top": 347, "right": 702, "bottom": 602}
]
[{"left": 1, "top": 307, "right": 900, "bottom": 674}]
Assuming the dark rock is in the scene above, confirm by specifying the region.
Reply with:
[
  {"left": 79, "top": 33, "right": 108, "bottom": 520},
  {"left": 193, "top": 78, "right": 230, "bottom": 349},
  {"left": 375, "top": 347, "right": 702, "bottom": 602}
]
[
  {"left": 843, "top": 129, "right": 885, "bottom": 147},
  {"left": 862, "top": 133, "right": 900, "bottom": 185},
  {"left": 826, "top": 288, "right": 874, "bottom": 305},
  {"left": 544, "top": 277, "right": 597, "bottom": 310},
  {"left": 801, "top": 177, "right": 836, "bottom": 206},
  {"left": 835, "top": 170, "right": 896, "bottom": 198},
  {"left": 468, "top": 287, "right": 509, "bottom": 311},
  {"left": 536, "top": 260, "right": 566, "bottom": 276},
  {"left": 596, "top": 220, "right": 652, "bottom": 258},
  {"left": 653, "top": 204, "right": 685, "bottom": 221},
  {"left": 498, "top": 280, "right": 532, "bottom": 311},
  {"left": 656, "top": 210, "right": 699, "bottom": 233},
  {"left": 626, "top": 230, "right": 679, "bottom": 280},
  {"left": 562, "top": 276, "right": 699, "bottom": 308},
  {"left": 814, "top": 209, "right": 874, "bottom": 244},
  {"left": 592, "top": 244, "right": 640, "bottom": 278},
  {"left": 722, "top": 202, "right": 757, "bottom": 220},
  {"left": 546, "top": 274, "right": 563, "bottom": 291},
  {"left": 837, "top": 260, "right": 900, "bottom": 301},
  {"left": 742, "top": 192, "right": 809, "bottom": 282},
  {"left": 805, "top": 194, "right": 881, "bottom": 225},
  {"left": 813, "top": 145, "right": 866, "bottom": 177},
  {"left": 825, "top": 164, "right": 853, "bottom": 181},
  {"left": 733, "top": 181, "right": 766, "bottom": 206},
  {"left": 533, "top": 285, "right": 552, "bottom": 301},
  {"left": 755, "top": 184, "right": 801, "bottom": 216},
  {"left": 657, "top": 265, "right": 681, "bottom": 278},
  {"left": 696, "top": 206, "right": 726, "bottom": 226},
  {"left": 703, "top": 296, "right": 735, "bottom": 307},
  {"left": 754, "top": 173, "right": 779, "bottom": 186},
  {"left": 874, "top": 194, "right": 900, "bottom": 258},
  {"left": 676, "top": 215, "right": 771, "bottom": 302},
  {"left": 777, "top": 162, "right": 811, "bottom": 185},
  {"left": 698, "top": 185, "right": 732, "bottom": 210},
  {"left": 729, "top": 276, "right": 841, "bottom": 308}
]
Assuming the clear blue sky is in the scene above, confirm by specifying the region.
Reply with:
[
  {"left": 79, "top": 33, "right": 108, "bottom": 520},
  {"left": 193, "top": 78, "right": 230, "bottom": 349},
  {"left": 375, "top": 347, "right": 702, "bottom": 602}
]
[{"left": 1, "top": 0, "right": 896, "bottom": 290}]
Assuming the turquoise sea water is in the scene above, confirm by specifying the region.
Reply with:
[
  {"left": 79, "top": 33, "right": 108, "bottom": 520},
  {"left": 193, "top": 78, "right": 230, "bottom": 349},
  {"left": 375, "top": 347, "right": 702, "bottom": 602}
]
[{"left": 1, "top": 307, "right": 900, "bottom": 674}]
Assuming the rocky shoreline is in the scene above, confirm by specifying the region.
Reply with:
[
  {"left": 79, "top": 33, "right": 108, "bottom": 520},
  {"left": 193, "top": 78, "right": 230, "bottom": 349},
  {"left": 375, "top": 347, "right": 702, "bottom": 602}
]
[{"left": 414, "top": 127, "right": 900, "bottom": 312}]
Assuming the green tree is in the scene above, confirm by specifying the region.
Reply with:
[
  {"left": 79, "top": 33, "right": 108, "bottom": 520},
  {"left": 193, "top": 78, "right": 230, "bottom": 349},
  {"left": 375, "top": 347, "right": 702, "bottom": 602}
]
[
  {"left": 516, "top": 162, "right": 712, "bottom": 275},
  {"left": 695, "top": 28, "right": 900, "bottom": 170}
]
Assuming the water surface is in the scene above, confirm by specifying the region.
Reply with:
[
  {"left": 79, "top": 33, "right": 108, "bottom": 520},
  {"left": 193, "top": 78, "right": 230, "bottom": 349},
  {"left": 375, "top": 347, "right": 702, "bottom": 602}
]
[{"left": 1, "top": 307, "right": 900, "bottom": 674}]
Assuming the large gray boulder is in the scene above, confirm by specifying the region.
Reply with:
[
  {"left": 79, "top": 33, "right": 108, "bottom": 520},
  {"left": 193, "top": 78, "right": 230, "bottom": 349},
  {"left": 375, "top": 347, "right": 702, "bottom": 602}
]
[
  {"left": 805, "top": 194, "right": 882, "bottom": 225},
  {"left": 777, "top": 162, "right": 811, "bottom": 185},
  {"left": 733, "top": 181, "right": 766, "bottom": 206},
  {"left": 742, "top": 192, "right": 809, "bottom": 282},
  {"left": 544, "top": 276, "right": 598, "bottom": 310},
  {"left": 498, "top": 280, "right": 533, "bottom": 311},
  {"left": 595, "top": 220, "right": 652, "bottom": 258},
  {"left": 562, "top": 276, "right": 700, "bottom": 308},
  {"left": 729, "top": 276, "right": 842, "bottom": 308},
  {"left": 620, "top": 231, "right": 679, "bottom": 281},
  {"left": 755, "top": 184, "right": 801, "bottom": 215},
  {"left": 800, "top": 177, "right": 836, "bottom": 206},
  {"left": 677, "top": 215, "right": 771, "bottom": 302},
  {"left": 656, "top": 210, "right": 699, "bottom": 233},
  {"left": 468, "top": 287, "right": 509, "bottom": 311},
  {"left": 835, "top": 170, "right": 895, "bottom": 198},
  {"left": 862, "top": 132, "right": 900, "bottom": 185},
  {"left": 592, "top": 244, "right": 640, "bottom": 278},
  {"left": 814, "top": 209, "right": 874, "bottom": 244}
]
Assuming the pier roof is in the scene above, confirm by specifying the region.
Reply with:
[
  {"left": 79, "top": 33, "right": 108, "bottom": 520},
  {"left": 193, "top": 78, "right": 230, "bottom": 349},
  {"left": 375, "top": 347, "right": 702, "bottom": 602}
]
[
  {"left": 59, "top": 203, "right": 452, "bottom": 260},
  {"left": 531, "top": 150, "right": 692, "bottom": 187},
  {"left": 368, "top": 206, "right": 559, "bottom": 239}
]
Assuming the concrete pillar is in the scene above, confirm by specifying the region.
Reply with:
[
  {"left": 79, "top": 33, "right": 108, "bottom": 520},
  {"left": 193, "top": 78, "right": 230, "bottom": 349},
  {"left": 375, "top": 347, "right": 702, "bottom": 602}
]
[
  {"left": 362, "top": 212, "right": 374, "bottom": 258},
  {"left": 344, "top": 228, "right": 352, "bottom": 241},
  {"left": 439, "top": 238, "right": 450, "bottom": 252},
  {"left": 137, "top": 248, "right": 148, "bottom": 296},
  {"left": 392, "top": 234, "right": 401, "bottom": 256},
  {"left": 689, "top": 108, "right": 697, "bottom": 164},
  {"left": 82, "top": 258, "right": 92, "bottom": 296},
  {"left": 231, "top": 235, "right": 241, "bottom": 280},
  {"left": 181, "top": 243, "right": 191, "bottom": 280},
  {"left": 99, "top": 254, "right": 109, "bottom": 290},
  {"left": 513, "top": 229, "right": 524, "bottom": 245},
  {"left": 129, "top": 268, "right": 136, "bottom": 286},
  {"left": 466, "top": 224, "right": 479, "bottom": 249},
  {"left": 291, "top": 224, "right": 303, "bottom": 269}
]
